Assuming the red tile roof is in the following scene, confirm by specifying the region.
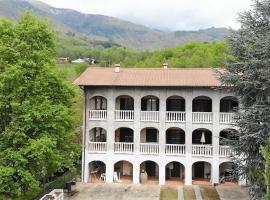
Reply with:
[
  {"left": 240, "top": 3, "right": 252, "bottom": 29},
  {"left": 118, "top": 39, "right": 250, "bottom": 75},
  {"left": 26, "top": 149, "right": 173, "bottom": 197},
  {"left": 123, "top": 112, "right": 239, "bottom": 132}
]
[{"left": 73, "top": 67, "right": 222, "bottom": 87}]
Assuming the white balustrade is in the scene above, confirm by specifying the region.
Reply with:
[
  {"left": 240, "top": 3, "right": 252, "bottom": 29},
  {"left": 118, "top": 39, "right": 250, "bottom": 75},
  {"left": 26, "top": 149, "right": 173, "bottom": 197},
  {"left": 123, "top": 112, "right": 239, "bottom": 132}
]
[
  {"left": 140, "top": 143, "right": 159, "bottom": 154},
  {"left": 219, "top": 112, "right": 239, "bottom": 124},
  {"left": 192, "top": 145, "right": 213, "bottom": 157},
  {"left": 89, "top": 110, "right": 107, "bottom": 120},
  {"left": 166, "top": 111, "right": 186, "bottom": 122},
  {"left": 192, "top": 112, "right": 213, "bottom": 123},
  {"left": 219, "top": 146, "right": 233, "bottom": 157},
  {"left": 115, "top": 110, "right": 134, "bottom": 121},
  {"left": 165, "top": 144, "right": 185, "bottom": 155},
  {"left": 114, "top": 142, "right": 134, "bottom": 153},
  {"left": 140, "top": 111, "right": 159, "bottom": 122},
  {"left": 88, "top": 142, "right": 107, "bottom": 153}
]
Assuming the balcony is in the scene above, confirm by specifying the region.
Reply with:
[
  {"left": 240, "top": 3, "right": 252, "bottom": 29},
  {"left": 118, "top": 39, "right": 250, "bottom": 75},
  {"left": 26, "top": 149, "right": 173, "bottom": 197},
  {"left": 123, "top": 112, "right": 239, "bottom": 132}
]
[
  {"left": 140, "top": 111, "right": 159, "bottom": 122},
  {"left": 219, "top": 112, "right": 239, "bottom": 124},
  {"left": 89, "top": 110, "right": 107, "bottom": 120},
  {"left": 166, "top": 111, "right": 186, "bottom": 122},
  {"left": 219, "top": 146, "right": 233, "bottom": 157},
  {"left": 115, "top": 110, "right": 134, "bottom": 121},
  {"left": 140, "top": 143, "right": 159, "bottom": 155},
  {"left": 192, "top": 112, "right": 213, "bottom": 123},
  {"left": 192, "top": 145, "right": 213, "bottom": 157},
  {"left": 165, "top": 144, "right": 185, "bottom": 155},
  {"left": 114, "top": 142, "right": 134, "bottom": 153},
  {"left": 88, "top": 142, "right": 107, "bottom": 153}
]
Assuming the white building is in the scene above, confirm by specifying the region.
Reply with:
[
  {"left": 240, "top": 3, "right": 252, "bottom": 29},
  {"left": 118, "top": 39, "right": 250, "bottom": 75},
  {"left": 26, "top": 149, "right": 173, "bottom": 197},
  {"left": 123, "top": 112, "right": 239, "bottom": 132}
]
[{"left": 74, "top": 66, "right": 240, "bottom": 185}]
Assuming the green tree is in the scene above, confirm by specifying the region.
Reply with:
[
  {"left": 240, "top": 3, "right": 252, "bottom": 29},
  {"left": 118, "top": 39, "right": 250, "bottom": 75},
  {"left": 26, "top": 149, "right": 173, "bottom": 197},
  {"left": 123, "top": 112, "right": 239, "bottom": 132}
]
[
  {"left": 0, "top": 12, "right": 79, "bottom": 198},
  {"left": 220, "top": 0, "right": 270, "bottom": 199}
]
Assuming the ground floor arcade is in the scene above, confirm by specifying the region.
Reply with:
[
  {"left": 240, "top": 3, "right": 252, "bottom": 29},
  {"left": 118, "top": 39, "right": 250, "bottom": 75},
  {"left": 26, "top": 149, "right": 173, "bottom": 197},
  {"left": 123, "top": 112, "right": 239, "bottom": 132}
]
[{"left": 85, "top": 158, "right": 242, "bottom": 186}]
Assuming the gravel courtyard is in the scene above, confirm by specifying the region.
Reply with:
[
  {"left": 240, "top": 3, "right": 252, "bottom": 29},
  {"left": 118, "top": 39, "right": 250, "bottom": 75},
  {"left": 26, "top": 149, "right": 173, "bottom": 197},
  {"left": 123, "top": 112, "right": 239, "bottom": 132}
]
[{"left": 65, "top": 183, "right": 160, "bottom": 200}]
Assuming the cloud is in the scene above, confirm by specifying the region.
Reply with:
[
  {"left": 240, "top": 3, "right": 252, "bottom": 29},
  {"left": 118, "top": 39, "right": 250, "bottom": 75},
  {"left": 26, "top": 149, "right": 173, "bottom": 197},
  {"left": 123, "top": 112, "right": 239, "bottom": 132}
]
[{"left": 39, "top": 0, "right": 253, "bottom": 30}]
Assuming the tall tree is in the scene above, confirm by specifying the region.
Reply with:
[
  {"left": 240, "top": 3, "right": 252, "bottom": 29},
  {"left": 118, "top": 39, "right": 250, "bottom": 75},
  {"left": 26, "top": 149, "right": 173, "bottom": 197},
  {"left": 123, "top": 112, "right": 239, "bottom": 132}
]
[
  {"left": 220, "top": 0, "right": 270, "bottom": 199},
  {"left": 0, "top": 12, "right": 79, "bottom": 198}
]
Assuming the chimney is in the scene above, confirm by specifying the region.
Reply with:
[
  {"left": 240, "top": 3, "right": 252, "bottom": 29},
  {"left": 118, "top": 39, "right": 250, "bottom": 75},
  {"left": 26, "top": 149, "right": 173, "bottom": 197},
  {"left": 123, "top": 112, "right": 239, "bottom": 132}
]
[
  {"left": 163, "top": 63, "right": 168, "bottom": 69},
  {"left": 115, "top": 64, "right": 120, "bottom": 73}
]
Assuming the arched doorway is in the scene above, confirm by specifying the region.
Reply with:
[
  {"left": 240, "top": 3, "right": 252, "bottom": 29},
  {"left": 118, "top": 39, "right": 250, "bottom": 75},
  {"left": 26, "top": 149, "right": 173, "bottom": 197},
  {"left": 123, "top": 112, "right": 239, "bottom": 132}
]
[
  {"left": 89, "top": 161, "right": 106, "bottom": 183},
  {"left": 192, "top": 161, "right": 211, "bottom": 184},
  {"left": 114, "top": 160, "right": 133, "bottom": 183},
  {"left": 165, "top": 162, "right": 185, "bottom": 185},
  {"left": 140, "top": 161, "right": 159, "bottom": 184}
]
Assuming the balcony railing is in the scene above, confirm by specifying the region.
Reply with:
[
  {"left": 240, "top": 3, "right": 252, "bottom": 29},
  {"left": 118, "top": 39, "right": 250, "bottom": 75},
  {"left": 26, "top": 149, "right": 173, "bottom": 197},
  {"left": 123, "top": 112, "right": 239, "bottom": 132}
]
[
  {"left": 140, "top": 111, "right": 159, "bottom": 122},
  {"left": 89, "top": 110, "right": 107, "bottom": 120},
  {"left": 192, "top": 112, "right": 213, "bottom": 123},
  {"left": 114, "top": 142, "right": 134, "bottom": 153},
  {"left": 219, "top": 146, "right": 233, "bottom": 157},
  {"left": 166, "top": 111, "right": 186, "bottom": 122},
  {"left": 192, "top": 145, "right": 213, "bottom": 157},
  {"left": 165, "top": 144, "right": 185, "bottom": 155},
  {"left": 140, "top": 143, "right": 159, "bottom": 155},
  {"left": 89, "top": 142, "right": 107, "bottom": 153},
  {"left": 219, "top": 112, "right": 239, "bottom": 124},
  {"left": 115, "top": 110, "right": 134, "bottom": 121}
]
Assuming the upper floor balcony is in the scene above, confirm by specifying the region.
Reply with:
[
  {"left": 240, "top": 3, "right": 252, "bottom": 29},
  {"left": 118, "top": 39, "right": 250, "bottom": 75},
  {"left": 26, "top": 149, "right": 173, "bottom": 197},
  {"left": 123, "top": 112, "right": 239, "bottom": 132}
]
[
  {"left": 88, "top": 95, "right": 239, "bottom": 125},
  {"left": 88, "top": 126, "right": 237, "bottom": 158}
]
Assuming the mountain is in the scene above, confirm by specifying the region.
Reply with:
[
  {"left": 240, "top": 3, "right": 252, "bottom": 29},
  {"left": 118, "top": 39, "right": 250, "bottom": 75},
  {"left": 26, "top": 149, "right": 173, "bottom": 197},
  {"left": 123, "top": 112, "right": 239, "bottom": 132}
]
[{"left": 0, "top": 0, "right": 231, "bottom": 49}]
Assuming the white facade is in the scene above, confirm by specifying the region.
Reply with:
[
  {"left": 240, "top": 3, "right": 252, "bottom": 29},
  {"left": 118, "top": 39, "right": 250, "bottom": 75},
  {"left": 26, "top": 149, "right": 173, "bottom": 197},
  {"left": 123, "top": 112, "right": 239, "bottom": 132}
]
[{"left": 82, "top": 86, "right": 239, "bottom": 185}]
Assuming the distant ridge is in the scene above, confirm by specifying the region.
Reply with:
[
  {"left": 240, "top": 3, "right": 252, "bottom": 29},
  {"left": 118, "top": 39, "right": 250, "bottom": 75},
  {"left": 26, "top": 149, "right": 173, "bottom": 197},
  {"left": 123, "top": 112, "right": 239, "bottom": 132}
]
[{"left": 0, "top": 0, "right": 231, "bottom": 49}]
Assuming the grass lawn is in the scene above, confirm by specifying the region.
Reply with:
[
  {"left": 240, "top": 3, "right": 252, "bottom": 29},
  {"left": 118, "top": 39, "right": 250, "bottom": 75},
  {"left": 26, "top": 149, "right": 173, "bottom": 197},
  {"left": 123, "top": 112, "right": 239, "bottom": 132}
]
[
  {"left": 183, "top": 186, "right": 196, "bottom": 200},
  {"left": 200, "top": 186, "right": 221, "bottom": 200},
  {"left": 160, "top": 188, "right": 178, "bottom": 200}
]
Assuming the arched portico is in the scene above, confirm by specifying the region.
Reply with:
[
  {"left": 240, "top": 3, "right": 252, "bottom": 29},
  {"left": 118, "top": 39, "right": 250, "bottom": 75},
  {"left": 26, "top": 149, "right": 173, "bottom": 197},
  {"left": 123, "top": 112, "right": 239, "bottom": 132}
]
[
  {"left": 192, "top": 161, "right": 211, "bottom": 184},
  {"left": 165, "top": 161, "right": 185, "bottom": 185},
  {"left": 89, "top": 161, "right": 106, "bottom": 183},
  {"left": 114, "top": 160, "right": 133, "bottom": 183},
  {"left": 140, "top": 160, "right": 159, "bottom": 184}
]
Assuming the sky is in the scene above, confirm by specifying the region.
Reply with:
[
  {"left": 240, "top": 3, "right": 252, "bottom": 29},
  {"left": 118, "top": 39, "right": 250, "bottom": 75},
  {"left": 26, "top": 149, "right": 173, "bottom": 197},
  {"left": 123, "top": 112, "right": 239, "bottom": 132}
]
[{"left": 38, "top": 0, "right": 253, "bottom": 31}]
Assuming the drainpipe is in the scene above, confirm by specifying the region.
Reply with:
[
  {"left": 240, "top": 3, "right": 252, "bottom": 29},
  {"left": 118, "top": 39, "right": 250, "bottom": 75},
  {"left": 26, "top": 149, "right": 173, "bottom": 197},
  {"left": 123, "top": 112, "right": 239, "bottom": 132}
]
[{"left": 81, "top": 86, "right": 87, "bottom": 182}]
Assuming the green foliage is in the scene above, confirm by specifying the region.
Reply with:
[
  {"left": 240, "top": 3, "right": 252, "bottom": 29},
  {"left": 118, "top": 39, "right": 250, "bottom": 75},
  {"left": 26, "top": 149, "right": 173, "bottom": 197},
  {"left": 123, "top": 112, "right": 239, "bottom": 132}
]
[
  {"left": 220, "top": 0, "right": 270, "bottom": 199},
  {"left": 0, "top": 12, "right": 80, "bottom": 199},
  {"left": 262, "top": 141, "right": 270, "bottom": 200},
  {"left": 60, "top": 41, "right": 231, "bottom": 68}
]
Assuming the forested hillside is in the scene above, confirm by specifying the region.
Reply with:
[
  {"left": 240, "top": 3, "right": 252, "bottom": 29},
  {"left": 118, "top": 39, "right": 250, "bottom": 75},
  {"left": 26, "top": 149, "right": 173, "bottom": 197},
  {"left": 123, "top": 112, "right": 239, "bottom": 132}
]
[{"left": 62, "top": 41, "right": 231, "bottom": 68}]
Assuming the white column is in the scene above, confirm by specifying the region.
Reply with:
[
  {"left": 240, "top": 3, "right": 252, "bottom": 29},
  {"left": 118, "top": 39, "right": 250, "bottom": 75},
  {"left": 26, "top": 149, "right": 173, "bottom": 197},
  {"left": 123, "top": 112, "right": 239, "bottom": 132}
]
[
  {"left": 83, "top": 157, "right": 89, "bottom": 183},
  {"left": 107, "top": 90, "right": 115, "bottom": 154},
  {"left": 133, "top": 161, "right": 140, "bottom": 184},
  {"left": 185, "top": 162, "right": 192, "bottom": 185},
  {"left": 134, "top": 92, "right": 140, "bottom": 154},
  {"left": 106, "top": 161, "right": 114, "bottom": 183},
  {"left": 185, "top": 91, "right": 193, "bottom": 156},
  {"left": 212, "top": 95, "right": 220, "bottom": 157},
  {"left": 159, "top": 92, "right": 166, "bottom": 155},
  {"left": 211, "top": 159, "right": 219, "bottom": 184},
  {"left": 159, "top": 162, "right": 166, "bottom": 185}
]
